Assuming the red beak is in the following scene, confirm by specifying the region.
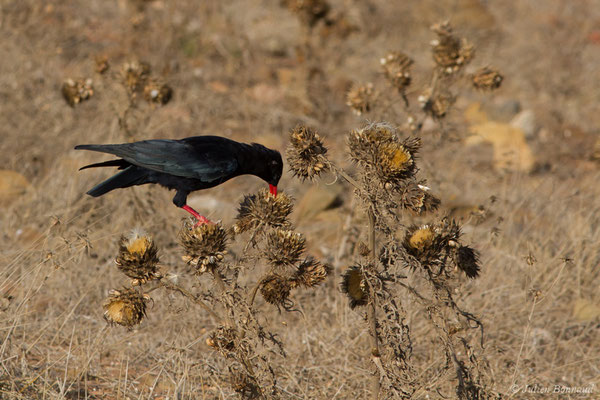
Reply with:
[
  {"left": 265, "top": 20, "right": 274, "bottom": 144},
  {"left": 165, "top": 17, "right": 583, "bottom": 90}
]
[{"left": 269, "top": 184, "right": 278, "bottom": 196}]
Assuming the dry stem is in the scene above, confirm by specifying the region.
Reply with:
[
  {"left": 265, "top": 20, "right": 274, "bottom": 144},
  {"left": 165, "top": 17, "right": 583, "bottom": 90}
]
[{"left": 367, "top": 207, "right": 381, "bottom": 400}]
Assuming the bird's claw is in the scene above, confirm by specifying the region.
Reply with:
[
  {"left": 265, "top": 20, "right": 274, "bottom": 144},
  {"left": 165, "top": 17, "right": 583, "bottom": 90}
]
[{"left": 193, "top": 216, "right": 215, "bottom": 227}]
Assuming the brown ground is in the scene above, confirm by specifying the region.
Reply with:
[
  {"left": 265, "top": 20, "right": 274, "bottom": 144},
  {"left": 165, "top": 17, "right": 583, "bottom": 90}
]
[{"left": 1, "top": 0, "right": 600, "bottom": 399}]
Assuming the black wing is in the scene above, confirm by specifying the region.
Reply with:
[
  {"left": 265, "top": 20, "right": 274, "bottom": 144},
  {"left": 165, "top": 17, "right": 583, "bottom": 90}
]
[{"left": 75, "top": 137, "right": 239, "bottom": 183}]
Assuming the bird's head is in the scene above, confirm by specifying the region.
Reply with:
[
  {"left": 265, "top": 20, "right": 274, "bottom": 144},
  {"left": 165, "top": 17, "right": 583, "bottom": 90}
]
[
  {"left": 252, "top": 144, "right": 283, "bottom": 196},
  {"left": 266, "top": 151, "right": 283, "bottom": 196}
]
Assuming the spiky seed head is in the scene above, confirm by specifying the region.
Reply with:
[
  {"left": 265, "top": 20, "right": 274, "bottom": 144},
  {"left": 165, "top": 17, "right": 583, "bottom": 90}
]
[
  {"left": 260, "top": 274, "right": 292, "bottom": 307},
  {"left": 115, "top": 230, "right": 161, "bottom": 283},
  {"left": 430, "top": 21, "right": 474, "bottom": 74},
  {"left": 265, "top": 229, "right": 306, "bottom": 267},
  {"left": 403, "top": 220, "right": 481, "bottom": 278},
  {"left": 472, "top": 67, "right": 503, "bottom": 90},
  {"left": 419, "top": 88, "right": 455, "bottom": 119},
  {"left": 399, "top": 182, "right": 440, "bottom": 214},
  {"left": 346, "top": 82, "right": 377, "bottom": 115},
  {"left": 292, "top": 258, "right": 331, "bottom": 288},
  {"left": 143, "top": 79, "right": 173, "bottom": 105},
  {"left": 347, "top": 122, "right": 395, "bottom": 167},
  {"left": 206, "top": 326, "right": 237, "bottom": 355},
  {"left": 121, "top": 60, "right": 151, "bottom": 96},
  {"left": 454, "top": 245, "right": 481, "bottom": 278},
  {"left": 380, "top": 51, "right": 413, "bottom": 92},
  {"left": 234, "top": 189, "right": 293, "bottom": 233},
  {"left": 349, "top": 121, "right": 395, "bottom": 147},
  {"left": 341, "top": 266, "right": 368, "bottom": 308},
  {"left": 103, "top": 288, "right": 150, "bottom": 328},
  {"left": 349, "top": 122, "right": 422, "bottom": 186},
  {"left": 62, "top": 78, "right": 94, "bottom": 107},
  {"left": 286, "top": 125, "right": 330, "bottom": 182},
  {"left": 179, "top": 222, "right": 227, "bottom": 273}
]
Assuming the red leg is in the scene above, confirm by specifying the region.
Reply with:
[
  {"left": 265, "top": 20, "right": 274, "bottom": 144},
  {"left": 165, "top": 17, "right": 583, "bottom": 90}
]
[{"left": 182, "top": 205, "right": 214, "bottom": 226}]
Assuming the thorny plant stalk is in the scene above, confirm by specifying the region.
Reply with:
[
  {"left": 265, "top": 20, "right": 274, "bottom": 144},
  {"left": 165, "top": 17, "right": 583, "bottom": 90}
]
[
  {"left": 286, "top": 19, "right": 501, "bottom": 398},
  {"left": 367, "top": 208, "right": 382, "bottom": 400}
]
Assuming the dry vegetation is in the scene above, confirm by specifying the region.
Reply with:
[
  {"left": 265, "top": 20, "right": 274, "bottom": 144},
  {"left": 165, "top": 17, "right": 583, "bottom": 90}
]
[{"left": 1, "top": 0, "right": 600, "bottom": 399}]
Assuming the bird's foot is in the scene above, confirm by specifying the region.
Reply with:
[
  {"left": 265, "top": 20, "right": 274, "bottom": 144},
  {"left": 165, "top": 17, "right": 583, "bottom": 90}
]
[
  {"left": 182, "top": 205, "right": 215, "bottom": 227},
  {"left": 193, "top": 215, "right": 215, "bottom": 227}
]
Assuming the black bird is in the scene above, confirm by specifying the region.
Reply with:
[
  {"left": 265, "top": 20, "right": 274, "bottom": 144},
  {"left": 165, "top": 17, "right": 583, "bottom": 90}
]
[{"left": 75, "top": 136, "right": 283, "bottom": 223}]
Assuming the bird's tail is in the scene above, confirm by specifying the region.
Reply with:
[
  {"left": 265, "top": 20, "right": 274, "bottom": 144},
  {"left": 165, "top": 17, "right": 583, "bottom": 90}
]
[
  {"left": 75, "top": 144, "right": 123, "bottom": 153},
  {"left": 79, "top": 159, "right": 129, "bottom": 170},
  {"left": 86, "top": 166, "right": 148, "bottom": 197}
]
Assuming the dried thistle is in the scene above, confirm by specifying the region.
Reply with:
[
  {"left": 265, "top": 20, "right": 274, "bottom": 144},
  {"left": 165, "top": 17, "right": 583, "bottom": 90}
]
[
  {"left": 341, "top": 266, "right": 368, "bottom": 308},
  {"left": 346, "top": 82, "right": 377, "bottom": 115},
  {"left": 61, "top": 78, "right": 94, "bottom": 107},
  {"left": 431, "top": 21, "right": 474, "bottom": 74},
  {"left": 380, "top": 51, "right": 413, "bottom": 92},
  {"left": 349, "top": 121, "right": 395, "bottom": 147},
  {"left": 348, "top": 122, "right": 420, "bottom": 184},
  {"left": 472, "top": 67, "right": 503, "bottom": 90},
  {"left": 403, "top": 223, "right": 448, "bottom": 266},
  {"left": 179, "top": 221, "right": 227, "bottom": 273},
  {"left": 286, "top": 125, "right": 329, "bottom": 181},
  {"left": 378, "top": 142, "right": 416, "bottom": 181},
  {"left": 292, "top": 258, "right": 331, "bottom": 288},
  {"left": 454, "top": 245, "right": 480, "bottom": 278},
  {"left": 407, "top": 225, "right": 435, "bottom": 251},
  {"left": 103, "top": 288, "right": 150, "bottom": 328},
  {"left": 115, "top": 229, "right": 161, "bottom": 284},
  {"left": 399, "top": 182, "right": 440, "bottom": 214},
  {"left": 284, "top": 0, "right": 330, "bottom": 27},
  {"left": 206, "top": 326, "right": 237, "bottom": 354},
  {"left": 260, "top": 274, "right": 292, "bottom": 307},
  {"left": 265, "top": 229, "right": 306, "bottom": 267},
  {"left": 234, "top": 189, "right": 293, "bottom": 234},
  {"left": 403, "top": 220, "right": 480, "bottom": 278},
  {"left": 121, "top": 60, "right": 151, "bottom": 96},
  {"left": 419, "top": 88, "right": 455, "bottom": 119},
  {"left": 143, "top": 79, "right": 173, "bottom": 105}
]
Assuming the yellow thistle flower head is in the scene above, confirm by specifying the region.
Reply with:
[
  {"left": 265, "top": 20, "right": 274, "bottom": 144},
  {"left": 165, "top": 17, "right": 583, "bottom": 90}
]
[
  {"left": 103, "top": 288, "right": 150, "bottom": 328},
  {"left": 115, "top": 229, "right": 161, "bottom": 284},
  {"left": 341, "top": 266, "right": 368, "bottom": 308}
]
